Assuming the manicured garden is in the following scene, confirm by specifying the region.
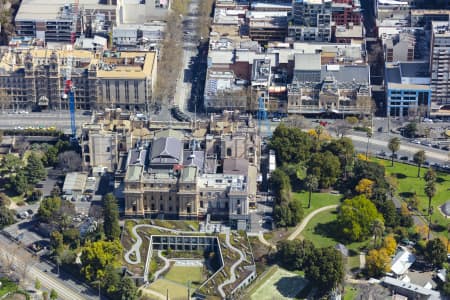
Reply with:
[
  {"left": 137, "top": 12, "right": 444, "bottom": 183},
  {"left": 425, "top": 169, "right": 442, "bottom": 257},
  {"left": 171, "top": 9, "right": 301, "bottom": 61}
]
[{"left": 163, "top": 265, "right": 204, "bottom": 287}]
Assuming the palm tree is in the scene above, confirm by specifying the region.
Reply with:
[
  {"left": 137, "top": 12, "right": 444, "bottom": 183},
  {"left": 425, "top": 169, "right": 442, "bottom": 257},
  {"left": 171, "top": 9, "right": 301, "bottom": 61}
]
[
  {"left": 371, "top": 219, "right": 385, "bottom": 247},
  {"left": 413, "top": 150, "right": 426, "bottom": 177},
  {"left": 366, "top": 130, "right": 373, "bottom": 160},
  {"left": 305, "top": 174, "right": 319, "bottom": 208},
  {"left": 424, "top": 168, "right": 437, "bottom": 183},
  {"left": 424, "top": 180, "right": 436, "bottom": 216},
  {"left": 388, "top": 137, "right": 400, "bottom": 166}
]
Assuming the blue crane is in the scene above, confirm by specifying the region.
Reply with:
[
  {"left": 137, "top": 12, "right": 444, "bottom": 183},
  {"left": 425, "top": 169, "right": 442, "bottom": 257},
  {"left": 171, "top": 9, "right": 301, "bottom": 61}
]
[
  {"left": 257, "top": 96, "right": 270, "bottom": 138},
  {"left": 64, "top": 56, "right": 77, "bottom": 143}
]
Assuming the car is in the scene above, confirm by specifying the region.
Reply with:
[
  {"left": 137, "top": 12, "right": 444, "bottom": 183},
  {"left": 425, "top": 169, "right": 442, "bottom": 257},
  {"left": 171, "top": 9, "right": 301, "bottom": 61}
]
[
  {"left": 272, "top": 118, "right": 281, "bottom": 122},
  {"left": 421, "top": 141, "right": 432, "bottom": 147},
  {"left": 410, "top": 139, "right": 421, "bottom": 144},
  {"left": 27, "top": 209, "right": 33, "bottom": 215},
  {"left": 400, "top": 156, "right": 408, "bottom": 161},
  {"left": 423, "top": 118, "right": 434, "bottom": 123},
  {"left": 378, "top": 151, "right": 386, "bottom": 157},
  {"left": 442, "top": 146, "right": 450, "bottom": 151},
  {"left": 432, "top": 144, "right": 440, "bottom": 149}
]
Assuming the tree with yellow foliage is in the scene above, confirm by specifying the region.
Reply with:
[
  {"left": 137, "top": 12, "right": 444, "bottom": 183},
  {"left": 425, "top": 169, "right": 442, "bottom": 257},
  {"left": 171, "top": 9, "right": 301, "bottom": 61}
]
[
  {"left": 383, "top": 234, "right": 397, "bottom": 256},
  {"left": 366, "top": 248, "right": 391, "bottom": 277},
  {"left": 415, "top": 224, "right": 429, "bottom": 240},
  {"left": 355, "top": 178, "right": 375, "bottom": 198}
]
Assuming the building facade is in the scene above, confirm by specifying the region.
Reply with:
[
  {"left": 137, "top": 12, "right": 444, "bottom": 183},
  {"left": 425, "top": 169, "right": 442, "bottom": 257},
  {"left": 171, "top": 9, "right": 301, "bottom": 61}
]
[
  {"left": 289, "top": 0, "right": 332, "bottom": 42},
  {"left": 385, "top": 62, "right": 431, "bottom": 117},
  {"left": 0, "top": 49, "right": 157, "bottom": 112},
  {"left": 430, "top": 22, "right": 450, "bottom": 105}
]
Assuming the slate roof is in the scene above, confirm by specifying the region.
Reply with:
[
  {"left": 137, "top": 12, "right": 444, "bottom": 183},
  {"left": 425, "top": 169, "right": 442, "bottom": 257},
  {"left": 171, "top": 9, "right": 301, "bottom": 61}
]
[
  {"left": 223, "top": 158, "right": 249, "bottom": 175},
  {"left": 150, "top": 137, "right": 183, "bottom": 165}
]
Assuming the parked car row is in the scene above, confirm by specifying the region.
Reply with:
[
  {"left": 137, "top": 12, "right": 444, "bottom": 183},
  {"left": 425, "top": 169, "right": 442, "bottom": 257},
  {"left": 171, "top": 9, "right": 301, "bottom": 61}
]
[
  {"left": 409, "top": 139, "right": 450, "bottom": 150},
  {"left": 170, "top": 106, "right": 191, "bottom": 122}
]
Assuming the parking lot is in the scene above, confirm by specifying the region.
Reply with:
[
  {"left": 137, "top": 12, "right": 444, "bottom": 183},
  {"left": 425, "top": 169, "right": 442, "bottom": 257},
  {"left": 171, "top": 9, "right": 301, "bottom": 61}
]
[{"left": 249, "top": 193, "right": 273, "bottom": 233}]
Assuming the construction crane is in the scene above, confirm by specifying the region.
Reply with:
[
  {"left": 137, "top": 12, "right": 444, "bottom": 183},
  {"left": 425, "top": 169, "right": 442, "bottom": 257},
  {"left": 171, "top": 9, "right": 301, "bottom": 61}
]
[
  {"left": 64, "top": 0, "right": 79, "bottom": 143},
  {"left": 63, "top": 55, "right": 77, "bottom": 142},
  {"left": 257, "top": 95, "right": 270, "bottom": 138}
]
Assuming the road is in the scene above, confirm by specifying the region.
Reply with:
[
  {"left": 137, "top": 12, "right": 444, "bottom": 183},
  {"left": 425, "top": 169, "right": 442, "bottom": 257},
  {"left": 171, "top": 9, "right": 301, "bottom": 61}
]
[
  {"left": 0, "top": 112, "right": 92, "bottom": 132},
  {"left": 348, "top": 132, "right": 449, "bottom": 163},
  {"left": 173, "top": 0, "right": 201, "bottom": 112},
  {"left": 0, "top": 233, "right": 98, "bottom": 300}
]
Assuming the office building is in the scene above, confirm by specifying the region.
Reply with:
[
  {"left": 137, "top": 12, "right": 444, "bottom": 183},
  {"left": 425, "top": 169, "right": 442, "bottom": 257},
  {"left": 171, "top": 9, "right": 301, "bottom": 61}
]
[
  {"left": 430, "top": 22, "right": 450, "bottom": 106},
  {"left": 385, "top": 62, "right": 431, "bottom": 117}
]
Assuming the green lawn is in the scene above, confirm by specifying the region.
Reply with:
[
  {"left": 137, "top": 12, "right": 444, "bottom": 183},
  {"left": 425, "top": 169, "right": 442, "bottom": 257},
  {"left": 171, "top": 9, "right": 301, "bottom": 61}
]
[
  {"left": 147, "top": 279, "right": 190, "bottom": 300},
  {"left": 163, "top": 265, "right": 204, "bottom": 287},
  {"left": 299, "top": 209, "right": 368, "bottom": 270},
  {"left": 343, "top": 286, "right": 359, "bottom": 300},
  {"left": 292, "top": 191, "right": 342, "bottom": 215},
  {"left": 248, "top": 266, "right": 308, "bottom": 300},
  {"left": 0, "top": 278, "right": 18, "bottom": 297},
  {"left": 373, "top": 158, "right": 450, "bottom": 236}
]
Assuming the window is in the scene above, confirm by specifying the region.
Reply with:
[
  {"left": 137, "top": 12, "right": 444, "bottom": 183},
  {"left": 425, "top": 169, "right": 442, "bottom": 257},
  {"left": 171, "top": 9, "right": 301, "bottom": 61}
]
[
  {"left": 169, "top": 196, "right": 172, "bottom": 201},
  {"left": 200, "top": 201, "right": 204, "bottom": 208},
  {"left": 187, "top": 206, "right": 191, "bottom": 214},
  {"left": 237, "top": 199, "right": 240, "bottom": 205},
  {"left": 160, "top": 204, "right": 164, "bottom": 211},
  {"left": 169, "top": 206, "right": 172, "bottom": 211},
  {"left": 151, "top": 204, "right": 155, "bottom": 210}
]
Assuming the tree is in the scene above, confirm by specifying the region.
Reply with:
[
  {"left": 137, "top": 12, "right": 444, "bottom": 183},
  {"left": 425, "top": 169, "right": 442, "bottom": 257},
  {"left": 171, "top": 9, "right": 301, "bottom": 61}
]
[
  {"left": 43, "top": 146, "right": 58, "bottom": 167},
  {"left": 383, "top": 234, "right": 397, "bottom": 256},
  {"left": 424, "top": 168, "right": 437, "bottom": 183},
  {"left": 442, "top": 267, "right": 450, "bottom": 296},
  {"left": 1, "top": 154, "right": 22, "bottom": 173},
  {"left": 371, "top": 219, "right": 385, "bottom": 247},
  {"left": 413, "top": 150, "right": 426, "bottom": 177},
  {"left": 42, "top": 291, "right": 48, "bottom": 300},
  {"left": 25, "top": 153, "right": 46, "bottom": 184},
  {"left": 0, "top": 206, "right": 15, "bottom": 229},
  {"left": 269, "top": 168, "right": 292, "bottom": 204},
  {"left": 308, "top": 151, "right": 341, "bottom": 188},
  {"left": 388, "top": 137, "right": 400, "bottom": 166},
  {"left": 424, "top": 239, "right": 446, "bottom": 268},
  {"left": 270, "top": 123, "right": 315, "bottom": 164},
  {"left": 304, "top": 247, "right": 344, "bottom": 293},
  {"left": 424, "top": 180, "right": 436, "bottom": 216},
  {"left": 288, "top": 198, "right": 304, "bottom": 226},
  {"left": 50, "top": 231, "right": 64, "bottom": 255},
  {"left": 58, "top": 151, "right": 82, "bottom": 172},
  {"left": 273, "top": 204, "right": 291, "bottom": 227},
  {"left": 323, "top": 137, "right": 354, "bottom": 178},
  {"left": 345, "top": 116, "right": 359, "bottom": 126},
  {"left": 337, "top": 195, "right": 384, "bottom": 242},
  {"left": 304, "top": 175, "right": 319, "bottom": 208},
  {"left": 403, "top": 122, "right": 418, "bottom": 138},
  {"left": 103, "top": 193, "right": 120, "bottom": 241},
  {"left": 355, "top": 178, "right": 375, "bottom": 198},
  {"left": 9, "top": 171, "right": 28, "bottom": 195},
  {"left": 366, "top": 248, "right": 390, "bottom": 277},
  {"left": 50, "top": 289, "right": 58, "bottom": 300},
  {"left": 117, "top": 277, "right": 138, "bottom": 300},
  {"left": 103, "top": 265, "right": 120, "bottom": 294},
  {"left": 277, "top": 240, "right": 316, "bottom": 271},
  {"left": 35, "top": 278, "right": 41, "bottom": 290},
  {"left": 38, "top": 196, "right": 62, "bottom": 223},
  {"left": 81, "top": 239, "right": 123, "bottom": 282}
]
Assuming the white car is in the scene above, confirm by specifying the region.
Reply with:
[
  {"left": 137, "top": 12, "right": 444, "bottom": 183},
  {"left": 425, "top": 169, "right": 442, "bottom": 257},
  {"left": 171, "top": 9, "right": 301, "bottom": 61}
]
[{"left": 272, "top": 118, "right": 281, "bottom": 122}]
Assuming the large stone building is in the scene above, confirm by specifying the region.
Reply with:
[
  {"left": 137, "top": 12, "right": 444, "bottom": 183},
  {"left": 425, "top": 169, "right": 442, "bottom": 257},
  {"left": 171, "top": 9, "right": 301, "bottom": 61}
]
[
  {"left": 123, "top": 112, "right": 260, "bottom": 229},
  {"left": 287, "top": 55, "right": 371, "bottom": 115},
  {"left": 0, "top": 48, "right": 157, "bottom": 112}
]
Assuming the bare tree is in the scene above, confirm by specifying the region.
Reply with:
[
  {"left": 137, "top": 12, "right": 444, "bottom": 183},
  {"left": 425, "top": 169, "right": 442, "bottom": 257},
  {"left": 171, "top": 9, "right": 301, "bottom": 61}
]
[{"left": 57, "top": 151, "right": 82, "bottom": 172}]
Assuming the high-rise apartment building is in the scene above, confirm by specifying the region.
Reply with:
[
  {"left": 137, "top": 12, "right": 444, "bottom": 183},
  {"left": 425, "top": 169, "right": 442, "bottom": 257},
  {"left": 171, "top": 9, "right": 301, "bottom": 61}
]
[
  {"left": 430, "top": 21, "right": 450, "bottom": 105},
  {"left": 289, "top": 0, "right": 332, "bottom": 41}
]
